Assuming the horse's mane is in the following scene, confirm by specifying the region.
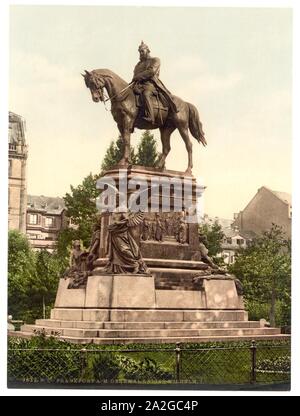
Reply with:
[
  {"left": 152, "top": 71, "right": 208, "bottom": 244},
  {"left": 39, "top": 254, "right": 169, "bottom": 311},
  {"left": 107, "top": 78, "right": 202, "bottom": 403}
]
[{"left": 92, "top": 68, "right": 128, "bottom": 86}]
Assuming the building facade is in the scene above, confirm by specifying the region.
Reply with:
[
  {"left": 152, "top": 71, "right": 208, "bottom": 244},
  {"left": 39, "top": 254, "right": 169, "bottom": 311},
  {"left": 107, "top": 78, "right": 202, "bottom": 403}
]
[
  {"left": 8, "top": 112, "right": 28, "bottom": 233},
  {"left": 233, "top": 186, "right": 291, "bottom": 239},
  {"left": 220, "top": 227, "right": 254, "bottom": 265},
  {"left": 26, "top": 195, "right": 67, "bottom": 251},
  {"left": 199, "top": 215, "right": 251, "bottom": 265}
]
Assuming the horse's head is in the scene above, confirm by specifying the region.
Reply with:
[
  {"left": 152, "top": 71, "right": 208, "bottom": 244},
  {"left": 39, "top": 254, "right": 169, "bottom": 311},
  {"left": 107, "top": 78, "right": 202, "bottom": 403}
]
[{"left": 82, "top": 70, "right": 106, "bottom": 103}]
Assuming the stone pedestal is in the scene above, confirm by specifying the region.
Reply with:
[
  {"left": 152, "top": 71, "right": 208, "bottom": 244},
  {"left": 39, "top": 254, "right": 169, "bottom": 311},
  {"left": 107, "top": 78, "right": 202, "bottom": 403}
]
[
  {"left": 16, "top": 165, "right": 286, "bottom": 343},
  {"left": 54, "top": 272, "right": 243, "bottom": 313}
]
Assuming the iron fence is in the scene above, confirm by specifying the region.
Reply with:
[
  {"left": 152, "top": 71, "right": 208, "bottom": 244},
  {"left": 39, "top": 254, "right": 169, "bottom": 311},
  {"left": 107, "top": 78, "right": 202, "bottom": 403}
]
[{"left": 7, "top": 341, "right": 290, "bottom": 386}]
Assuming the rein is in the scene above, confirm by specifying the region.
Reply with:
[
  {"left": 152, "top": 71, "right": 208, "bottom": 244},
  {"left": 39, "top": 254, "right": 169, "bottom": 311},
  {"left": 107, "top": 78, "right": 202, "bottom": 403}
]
[
  {"left": 103, "top": 82, "right": 134, "bottom": 103},
  {"left": 102, "top": 83, "right": 133, "bottom": 112}
]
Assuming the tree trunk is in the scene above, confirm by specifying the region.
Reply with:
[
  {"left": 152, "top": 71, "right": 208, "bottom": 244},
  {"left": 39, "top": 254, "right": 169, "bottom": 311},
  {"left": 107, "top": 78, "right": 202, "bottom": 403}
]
[
  {"left": 42, "top": 296, "right": 46, "bottom": 319},
  {"left": 269, "top": 285, "right": 276, "bottom": 327}
]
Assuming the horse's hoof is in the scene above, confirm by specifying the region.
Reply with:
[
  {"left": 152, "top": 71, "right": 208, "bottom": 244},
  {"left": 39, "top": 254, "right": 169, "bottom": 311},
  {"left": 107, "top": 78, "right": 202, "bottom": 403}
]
[
  {"left": 118, "top": 158, "right": 129, "bottom": 167},
  {"left": 156, "top": 160, "right": 165, "bottom": 170},
  {"left": 185, "top": 168, "right": 193, "bottom": 176}
]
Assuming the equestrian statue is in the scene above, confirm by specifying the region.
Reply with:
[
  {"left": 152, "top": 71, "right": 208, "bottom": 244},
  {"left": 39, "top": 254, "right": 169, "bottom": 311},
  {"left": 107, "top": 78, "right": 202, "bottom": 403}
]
[{"left": 82, "top": 41, "right": 206, "bottom": 174}]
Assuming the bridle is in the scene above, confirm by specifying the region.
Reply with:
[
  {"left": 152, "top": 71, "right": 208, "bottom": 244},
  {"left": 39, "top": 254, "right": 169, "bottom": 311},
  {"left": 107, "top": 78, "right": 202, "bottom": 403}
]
[{"left": 84, "top": 71, "right": 133, "bottom": 111}]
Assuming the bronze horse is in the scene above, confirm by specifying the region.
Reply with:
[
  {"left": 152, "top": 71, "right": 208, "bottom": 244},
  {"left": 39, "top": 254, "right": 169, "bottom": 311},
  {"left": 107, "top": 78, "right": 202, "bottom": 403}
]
[{"left": 83, "top": 69, "right": 206, "bottom": 174}]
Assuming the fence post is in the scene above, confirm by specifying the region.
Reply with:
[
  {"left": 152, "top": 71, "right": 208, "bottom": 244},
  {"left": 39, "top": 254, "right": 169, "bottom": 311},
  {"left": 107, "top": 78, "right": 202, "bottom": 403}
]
[
  {"left": 80, "top": 348, "right": 87, "bottom": 381},
  {"left": 250, "top": 340, "right": 257, "bottom": 384},
  {"left": 175, "top": 342, "right": 181, "bottom": 383}
]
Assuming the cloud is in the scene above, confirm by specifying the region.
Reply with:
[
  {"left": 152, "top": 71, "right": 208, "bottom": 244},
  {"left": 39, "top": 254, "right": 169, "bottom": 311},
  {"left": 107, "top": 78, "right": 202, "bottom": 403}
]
[{"left": 10, "top": 50, "right": 80, "bottom": 92}]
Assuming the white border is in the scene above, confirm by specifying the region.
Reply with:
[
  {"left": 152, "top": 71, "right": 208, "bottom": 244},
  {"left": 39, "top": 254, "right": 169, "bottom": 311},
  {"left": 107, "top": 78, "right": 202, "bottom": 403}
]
[{"left": 1, "top": 0, "right": 299, "bottom": 397}]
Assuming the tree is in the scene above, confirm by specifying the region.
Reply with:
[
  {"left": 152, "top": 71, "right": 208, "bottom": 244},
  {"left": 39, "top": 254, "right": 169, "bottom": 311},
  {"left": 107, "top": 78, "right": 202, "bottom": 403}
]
[
  {"left": 229, "top": 225, "right": 291, "bottom": 327},
  {"left": 27, "top": 250, "right": 62, "bottom": 320},
  {"left": 57, "top": 173, "right": 101, "bottom": 259},
  {"left": 101, "top": 137, "right": 136, "bottom": 172},
  {"left": 135, "top": 130, "right": 159, "bottom": 167},
  {"left": 8, "top": 230, "right": 36, "bottom": 319},
  {"left": 8, "top": 231, "right": 65, "bottom": 322},
  {"left": 198, "top": 220, "right": 225, "bottom": 260}
]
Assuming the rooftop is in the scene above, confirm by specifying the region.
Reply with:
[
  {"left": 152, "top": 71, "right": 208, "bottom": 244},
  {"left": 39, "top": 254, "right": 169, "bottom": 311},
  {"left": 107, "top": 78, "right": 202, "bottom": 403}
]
[
  {"left": 27, "top": 195, "right": 66, "bottom": 215},
  {"left": 268, "top": 188, "right": 292, "bottom": 206},
  {"left": 8, "top": 111, "right": 26, "bottom": 145}
]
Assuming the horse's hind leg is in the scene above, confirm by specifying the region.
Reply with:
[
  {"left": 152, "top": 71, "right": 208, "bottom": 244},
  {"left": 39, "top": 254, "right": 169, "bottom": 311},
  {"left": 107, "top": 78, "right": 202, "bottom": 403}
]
[
  {"left": 178, "top": 126, "right": 193, "bottom": 174},
  {"left": 117, "top": 119, "right": 132, "bottom": 166},
  {"left": 157, "top": 127, "right": 175, "bottom": 169}
]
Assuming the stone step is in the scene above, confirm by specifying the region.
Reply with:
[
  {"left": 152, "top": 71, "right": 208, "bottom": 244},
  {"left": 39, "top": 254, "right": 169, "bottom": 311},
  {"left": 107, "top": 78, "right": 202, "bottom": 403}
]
[
  {"left": 35, "top": 319, "right": 261, "bottom": 330},
  {"left": 12, "top": 332, "right": 288, "bottom": 345},
  {"left": 50, "top": 308, "right": 248, "bottom": 322},
  {"left": 90, "top": 334, "right": 289, "bottom": 345},
  {"left": 95, "top": 328, "right": 281, "bottom": 338},
  {"left": 22, "top": 324, "right": 98, "bottom": 338},
  {"left": 104, "top": 321, "right": 261, "bottom": 330},
  {"left": 21, "top": 324, "right": 280, "bottom": 339}
]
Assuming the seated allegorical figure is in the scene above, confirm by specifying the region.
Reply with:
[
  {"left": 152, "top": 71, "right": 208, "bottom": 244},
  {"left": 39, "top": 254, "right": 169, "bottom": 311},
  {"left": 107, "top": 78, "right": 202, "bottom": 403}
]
[{"left": 104, "top": 210, "right": 149, "bottom": 275}]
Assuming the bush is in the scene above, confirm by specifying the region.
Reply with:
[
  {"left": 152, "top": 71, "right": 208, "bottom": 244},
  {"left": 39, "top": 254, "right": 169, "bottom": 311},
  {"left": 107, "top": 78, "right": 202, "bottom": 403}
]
[
  {"left": 257, "top": 356, "right": 290, "bottom": 373},
  {"left": 245, "top": 299, "right": 290, "bottom": 327},
  {"left": 89, "top": 352, "right": 121, "bottom": 382},
  {"left": 117, "top": 355, "right": 173, "bottom": 381},
  {"left": 8, "top": 331, "right": 83, "bottom": 383}
]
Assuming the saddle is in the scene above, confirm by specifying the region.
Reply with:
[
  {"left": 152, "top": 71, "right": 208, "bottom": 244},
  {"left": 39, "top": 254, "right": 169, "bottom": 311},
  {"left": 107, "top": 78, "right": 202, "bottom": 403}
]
[{"left": 134, "top": 90, "right": 169, "bottom": 112}]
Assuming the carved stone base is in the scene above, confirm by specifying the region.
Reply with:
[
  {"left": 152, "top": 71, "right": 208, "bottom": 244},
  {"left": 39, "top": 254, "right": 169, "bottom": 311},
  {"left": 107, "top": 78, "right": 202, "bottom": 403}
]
[
  {"left": 15, "top": 272, "right": 288, "bottom": 343},
  {"left": 55, "top": 272, "right": 243, "bottom": 310}
]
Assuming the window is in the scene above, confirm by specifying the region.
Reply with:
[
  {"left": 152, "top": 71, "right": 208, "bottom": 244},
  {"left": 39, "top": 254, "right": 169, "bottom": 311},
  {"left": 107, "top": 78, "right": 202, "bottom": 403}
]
[
  {"left": 29, "top": 214, "right": 38, "bottom": 225},
  {"left": 226, "top": 238, "right": 232, "bottom": 244},
  {"left": 236, "top": 238, "right": 244, "bottom": 245},
  {"left": 9, "top": 159, "right": 12, "bottom": 177},
  {"left": 37, "top": 234, "right": 44, "bottom": 240},
  {"left": 45, "top": 217, "right": 54, "bottom": 227}
]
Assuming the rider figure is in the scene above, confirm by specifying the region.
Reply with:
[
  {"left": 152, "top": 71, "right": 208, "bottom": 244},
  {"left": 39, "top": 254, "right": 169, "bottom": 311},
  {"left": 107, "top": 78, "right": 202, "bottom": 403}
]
[{"left": 132, "top": 41, "right": 178, "bottom": 124}]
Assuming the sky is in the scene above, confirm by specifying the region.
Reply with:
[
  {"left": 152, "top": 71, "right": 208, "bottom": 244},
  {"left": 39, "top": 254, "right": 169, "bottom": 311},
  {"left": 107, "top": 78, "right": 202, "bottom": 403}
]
[{"left": 9, "top": 5, "right": 292, "bottom": 218}]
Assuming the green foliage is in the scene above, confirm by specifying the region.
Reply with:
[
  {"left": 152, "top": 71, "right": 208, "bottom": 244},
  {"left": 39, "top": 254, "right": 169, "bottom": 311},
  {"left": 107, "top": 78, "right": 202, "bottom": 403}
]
[
  {"left": 88, "top": 353, "right": 121, "bottom": 382},
  {"left": 8, "top": 231, "right": 36, "bottom": 319},
  {"left": 8, "top": 231, "right": 62, "bottom": 323},
  {"left": 244, "top": 299, "right": 290, "bottom": 328},
  {"left": 198, "top": 220, "right": 225, "bottom": 264},
  {"left": 56, "top": 227, "right": 78, "bottom": 265},
  {"left": 101, "top": 137, "right": 136, "bottom": 172},
  {"left": 8, "top": 331, "right": 82, "bottom": 383},
  {"left": 256, "top": 356, "right": 290, "bottom": 373},
  {"left": 135, "top": 130, "right": 159, "bottom": 167},
  {"left": 64, "top": 173, "right": 100, "bottom": 224},
  {"left": 24, "top": 250, "right": 61, "bottom": 322},
  {"left": 117, "top": 355, "right": 173, "bottom": 381},
  {"left": 229, "top": 225, "right": 291, "bottom": 327},
  {"left": 57, "top": 172, "right": 101, "bottom": 261},
  {"left": 8, "top": 335, "right": 290, "bottom": 385}
]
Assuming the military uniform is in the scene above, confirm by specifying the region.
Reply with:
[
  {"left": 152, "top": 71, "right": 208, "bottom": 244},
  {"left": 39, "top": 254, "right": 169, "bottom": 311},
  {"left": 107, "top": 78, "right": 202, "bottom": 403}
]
[{"left": 132, "top": 42, "right": 178, "bottom": 123}]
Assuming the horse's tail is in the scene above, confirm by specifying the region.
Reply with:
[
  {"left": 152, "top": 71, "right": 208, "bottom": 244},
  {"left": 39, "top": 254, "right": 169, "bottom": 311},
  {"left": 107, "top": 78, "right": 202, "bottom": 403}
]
[{"left": 187, "top": 102, "right": 207, "bottom": 146}]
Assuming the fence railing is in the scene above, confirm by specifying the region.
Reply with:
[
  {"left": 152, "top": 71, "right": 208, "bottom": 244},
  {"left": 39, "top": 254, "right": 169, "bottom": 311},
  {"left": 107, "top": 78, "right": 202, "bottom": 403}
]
[{"left": 7, "top": 341, "right": 290, "bottom": 386}]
